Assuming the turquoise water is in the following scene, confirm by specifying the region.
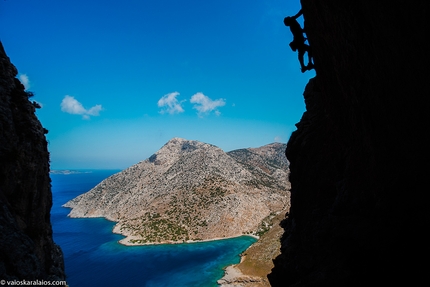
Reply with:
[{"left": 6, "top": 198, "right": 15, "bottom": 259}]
[{"left": 51, "top": 170, "right": 256, "bottom": 287}]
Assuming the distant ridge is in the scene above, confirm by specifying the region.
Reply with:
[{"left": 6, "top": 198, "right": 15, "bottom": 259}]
[{"left": 64, "top": 138, "right": 290, "bottom": 244}]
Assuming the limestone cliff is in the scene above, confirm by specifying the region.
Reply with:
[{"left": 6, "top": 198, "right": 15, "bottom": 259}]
[
  {"left": 64, "top": 138, "right": 290, "bottom": 244},
  {"left": 269, "top": 1, "right": 430, "bottom": 286},
  {"left": 0, "top": 42, "right": 65, "bottom": 281}
]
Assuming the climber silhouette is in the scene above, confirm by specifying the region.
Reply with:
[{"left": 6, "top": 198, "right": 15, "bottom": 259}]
[{"left": 284, "top": 10, "right": 314, "bottom": 73}]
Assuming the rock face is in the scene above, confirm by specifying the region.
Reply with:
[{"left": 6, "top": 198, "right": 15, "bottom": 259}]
[
  {"left": 64, "top": 138, "right": 290, "bottom": 244},
  {"left": 0, "top": 42, "right": 65, "bottom": 281},
  {"left": 269, "top": 1, "right": 430, "bottom": 286}
]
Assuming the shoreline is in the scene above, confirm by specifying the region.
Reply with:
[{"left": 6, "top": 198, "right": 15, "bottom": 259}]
[
  {"left": 65, "top": 211, "right": 266, "bottom": 285},
  {"left": 217, "top": 251, "right": 267, "bottom": 287},
  {"left": 115, "top": 228, "right": 259, "bottom": 246},
  {"left": 114, "top": 228, "right": 263, "bottom": 285},
  {"left": 64, "top": 212, "right": 260, "bottom": 246}
]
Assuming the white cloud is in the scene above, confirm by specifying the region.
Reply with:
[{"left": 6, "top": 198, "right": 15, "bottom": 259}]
[
  {"left": 157, "top": 92, "right": 185, "bottom": 114},
  {"left": 61, "top": 95, "right": 103, "bottom": 120},
  {"left": 86, "top": 105, "right": 103, "bottom": 116},
  {"left": 19, "top": 74, "right": 30, "bottom": 90},
  {"left": 274, "top": 136, "right": 282, "bottom": 142},
  {"left": 190, "top": 92, "right": 225, "bottom": 116}
]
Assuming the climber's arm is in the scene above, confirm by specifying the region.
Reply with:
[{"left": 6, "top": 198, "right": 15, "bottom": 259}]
[{"left": 292, "top": 9, "right": 303, "bottom": 20}]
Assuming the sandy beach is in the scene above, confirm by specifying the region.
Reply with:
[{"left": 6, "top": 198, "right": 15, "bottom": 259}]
[{"left": 111, "top": 221, "right": 259, "bottom": 246}]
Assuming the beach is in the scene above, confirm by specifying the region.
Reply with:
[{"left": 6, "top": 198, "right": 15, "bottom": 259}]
[{"left": 113, "top": 222, "right": 259, "bottom": 246}]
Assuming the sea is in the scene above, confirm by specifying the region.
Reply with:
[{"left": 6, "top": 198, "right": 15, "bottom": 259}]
[{"left": 50, "top": 169, "right": 257, "bottom": 287}]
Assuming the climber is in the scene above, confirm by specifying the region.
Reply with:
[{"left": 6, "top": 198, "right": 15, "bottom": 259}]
[{"left": 284, "top": 9, "right": 314, "bottom": 73}]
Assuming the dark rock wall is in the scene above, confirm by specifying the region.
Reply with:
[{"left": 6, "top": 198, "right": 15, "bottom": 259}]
[
  {"left": 0, "top": 42, "right": 65, "bottom": 281},
  {"left": 269, "top": 1, "right": 429, "bottom": 286}
]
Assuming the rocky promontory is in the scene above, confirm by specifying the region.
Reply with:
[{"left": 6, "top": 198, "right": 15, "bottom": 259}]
[{"left": 64, "top": 138, "right": 290, "bottom": 244}]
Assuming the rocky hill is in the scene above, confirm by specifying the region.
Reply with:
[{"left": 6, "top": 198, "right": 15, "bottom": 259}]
[
  {"left": 64, "top": 138, "right": 290, "bottom": 244},
  {"left": 0, "top": 42, "right": 65, "bottom": 281},
  {"left": 269, "top": 1, "right": 430, "bottom": 286}
]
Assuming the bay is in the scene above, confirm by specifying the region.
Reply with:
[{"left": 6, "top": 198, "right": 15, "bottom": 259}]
[{"left": 50, "top": 170, "right": 256, "bottom": 287}]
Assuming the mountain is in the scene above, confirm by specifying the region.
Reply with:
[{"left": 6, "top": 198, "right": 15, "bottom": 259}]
[
  {"left": 64, "top": 138, "right": 290, "bottom": 244},
  {"left": 0, "top": 42, "right": 65, "bottom": 281}
]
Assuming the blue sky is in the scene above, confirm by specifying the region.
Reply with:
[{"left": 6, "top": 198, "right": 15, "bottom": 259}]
[{"left": 1, "top": 0, "right": 313, "bottom": 169}]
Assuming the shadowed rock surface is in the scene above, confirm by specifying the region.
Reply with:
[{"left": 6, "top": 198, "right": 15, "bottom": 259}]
[
  {"left": 0, "top": 42, "right": 66, "bottom": 281},
  {"left": 269, "top": 1, "right": 430, "bottom": 286}
]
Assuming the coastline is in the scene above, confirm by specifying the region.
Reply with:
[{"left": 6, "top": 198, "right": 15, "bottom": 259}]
[
  {"left": 217, "top": 211, "right": 287, "bottom": 287},
  {"left": 217, "top": 255, "right": 267, "bottom": 287},
  {"left": 113, "top": 223, "right": 259, "bottom": 246},
  {"left": 112, "top": 226, "right": 264, "bottom": 285},
  {"left": 64, "top": 212, "right": 260, "bottom": 246},
  {"left": 65, "top": 210, "right": 270, "bottom": 286}
]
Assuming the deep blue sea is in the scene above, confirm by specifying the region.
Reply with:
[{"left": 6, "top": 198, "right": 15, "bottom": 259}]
[{"left": 50, "top": 170, "right": 256, "bottom": 287}]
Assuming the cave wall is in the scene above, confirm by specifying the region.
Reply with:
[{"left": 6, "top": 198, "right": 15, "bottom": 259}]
[
  {"left": 269, "top": 1, "right": 430, "bottom": 286},
  {"left": 0, "top": 42, "right": 65, "bottom": 281}
]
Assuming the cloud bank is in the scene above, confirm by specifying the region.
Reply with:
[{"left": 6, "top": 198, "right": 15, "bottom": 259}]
[
  {"left": 61, "top": 95, "right": 103, "bottom": 120},
  {"left": 157, "top": 92, "right": 185, "bottom": 114},
  {"left": 190, "top": 92, "right": 225, "bottom": 116}
]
